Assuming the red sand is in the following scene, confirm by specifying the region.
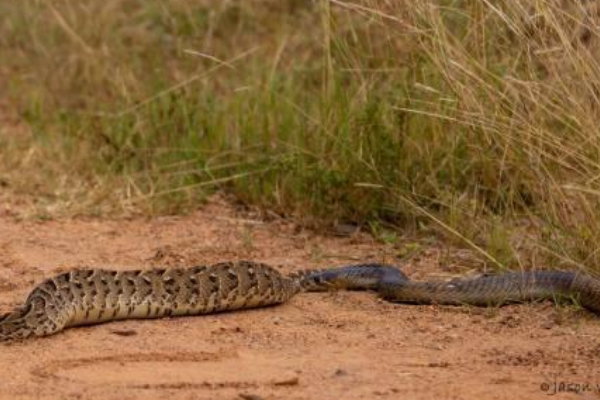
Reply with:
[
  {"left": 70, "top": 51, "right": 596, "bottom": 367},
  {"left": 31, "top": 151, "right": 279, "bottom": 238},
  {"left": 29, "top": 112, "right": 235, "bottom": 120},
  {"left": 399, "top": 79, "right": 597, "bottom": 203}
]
[{"left": 0, "top": 198, "right": 598, "bottom": 400}]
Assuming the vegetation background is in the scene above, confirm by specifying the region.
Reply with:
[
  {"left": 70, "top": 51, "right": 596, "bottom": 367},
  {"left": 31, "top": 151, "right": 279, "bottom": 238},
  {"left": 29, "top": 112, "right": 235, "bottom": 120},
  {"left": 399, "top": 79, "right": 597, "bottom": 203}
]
[{"left": 2, "top": 0, "right": 600, "bottom": 276}]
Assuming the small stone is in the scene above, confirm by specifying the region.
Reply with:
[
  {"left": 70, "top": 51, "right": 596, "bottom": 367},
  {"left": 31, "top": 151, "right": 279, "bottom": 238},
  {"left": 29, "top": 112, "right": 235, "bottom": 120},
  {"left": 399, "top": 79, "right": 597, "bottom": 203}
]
[
  {"left": 428, "top": 361, "right": 450, "bottom": 368},
  {"left": 334, "top": 368, "right": 348, "bottom": 377},
  {"left": 239, "top": 393, "right": 263, "bottom": 400},
  {"left": 110, "top": 330, "right": 137, "bottom": 337},
  {"left": 541, "top": 321, "right": 555, "bottom": 329},
  {"left": 274, "top": 375, "right": 299, "bottom": 386},
  {"left": 333, "top": 223, "right": 360, "bottom": 236}
]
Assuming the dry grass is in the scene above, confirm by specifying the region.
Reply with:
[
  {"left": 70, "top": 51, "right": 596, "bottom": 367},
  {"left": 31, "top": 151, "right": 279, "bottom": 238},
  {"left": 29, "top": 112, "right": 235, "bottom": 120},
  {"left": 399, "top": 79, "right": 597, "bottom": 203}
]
[{"left": 1, "top": 0, "right": 600, "bottom": 274}]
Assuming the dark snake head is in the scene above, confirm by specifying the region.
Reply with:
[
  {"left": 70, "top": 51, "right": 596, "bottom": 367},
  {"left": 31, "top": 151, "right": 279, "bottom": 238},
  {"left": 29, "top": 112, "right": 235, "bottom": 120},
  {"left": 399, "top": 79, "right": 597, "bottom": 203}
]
[{"left": 308, "top": 264, "right": 410, "bottom": 291}]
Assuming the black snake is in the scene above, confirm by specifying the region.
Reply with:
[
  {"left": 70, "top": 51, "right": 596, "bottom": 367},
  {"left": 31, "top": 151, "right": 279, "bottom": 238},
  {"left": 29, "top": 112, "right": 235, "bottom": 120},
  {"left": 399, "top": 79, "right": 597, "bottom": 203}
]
[{"left": 303, "top": 264, "right": 600, "bottom": 312}]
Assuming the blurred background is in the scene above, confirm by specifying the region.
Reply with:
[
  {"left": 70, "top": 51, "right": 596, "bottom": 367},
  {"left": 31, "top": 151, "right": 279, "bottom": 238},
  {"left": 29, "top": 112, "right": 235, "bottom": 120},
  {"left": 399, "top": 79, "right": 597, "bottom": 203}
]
[{"left": 1, "top": 0, "right": 600, "bottom": 274}]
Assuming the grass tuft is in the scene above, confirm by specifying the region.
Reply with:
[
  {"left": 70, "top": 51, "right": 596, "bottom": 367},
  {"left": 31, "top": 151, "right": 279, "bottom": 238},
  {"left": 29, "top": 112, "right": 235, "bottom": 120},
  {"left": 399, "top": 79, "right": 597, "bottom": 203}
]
[{"left": 1, "top": 0, "right": 600, "bottom": 274}]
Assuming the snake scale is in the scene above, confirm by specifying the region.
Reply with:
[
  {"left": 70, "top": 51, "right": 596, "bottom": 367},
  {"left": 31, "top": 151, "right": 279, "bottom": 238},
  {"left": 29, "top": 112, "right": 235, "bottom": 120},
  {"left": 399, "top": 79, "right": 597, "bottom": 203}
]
[{"left": 1, "top": 261, "right": 599, "bottom": 341}]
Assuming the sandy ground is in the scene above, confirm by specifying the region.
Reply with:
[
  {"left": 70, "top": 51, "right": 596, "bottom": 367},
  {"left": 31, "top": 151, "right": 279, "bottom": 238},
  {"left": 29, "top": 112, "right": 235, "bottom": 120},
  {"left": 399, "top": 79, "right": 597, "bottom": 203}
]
[{"left": 0, "top": 198, "right": 599, "bottom": 400}]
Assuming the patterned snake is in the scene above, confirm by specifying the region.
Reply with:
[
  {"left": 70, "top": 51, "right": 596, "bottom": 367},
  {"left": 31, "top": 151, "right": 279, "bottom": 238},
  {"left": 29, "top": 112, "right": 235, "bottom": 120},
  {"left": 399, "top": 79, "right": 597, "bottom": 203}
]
[{"left": 1, "top": 261, "right": 599, "bottom": 341}]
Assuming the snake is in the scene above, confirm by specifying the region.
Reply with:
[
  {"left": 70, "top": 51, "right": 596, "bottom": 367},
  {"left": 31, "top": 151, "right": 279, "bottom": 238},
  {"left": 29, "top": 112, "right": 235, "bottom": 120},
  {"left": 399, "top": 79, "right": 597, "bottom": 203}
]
[
  {"left": 306, "top": 264, "right": 600, "bottom": 312},
  {"left": 1, "top": 261, "right": 599, "bottom": 341}
]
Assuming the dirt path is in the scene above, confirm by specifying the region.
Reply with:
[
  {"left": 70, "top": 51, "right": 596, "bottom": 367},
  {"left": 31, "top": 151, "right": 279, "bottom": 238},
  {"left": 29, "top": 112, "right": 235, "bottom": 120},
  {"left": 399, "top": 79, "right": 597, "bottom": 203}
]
[{"left": 0, "top": 197, "right": 599, "bottom": 400}]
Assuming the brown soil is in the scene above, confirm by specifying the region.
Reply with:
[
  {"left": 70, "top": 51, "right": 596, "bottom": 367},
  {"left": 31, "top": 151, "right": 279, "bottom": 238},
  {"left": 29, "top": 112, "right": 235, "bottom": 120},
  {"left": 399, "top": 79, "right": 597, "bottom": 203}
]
[{"left": 0, "top": 197, "right": 599, "bottom": 400}]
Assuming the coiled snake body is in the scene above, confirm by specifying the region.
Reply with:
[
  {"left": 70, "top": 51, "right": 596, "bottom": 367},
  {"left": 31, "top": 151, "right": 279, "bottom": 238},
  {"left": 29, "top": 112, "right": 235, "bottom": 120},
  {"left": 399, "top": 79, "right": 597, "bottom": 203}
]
[{"left": 1, "top": 261, "right": 599, "bottom": 341}]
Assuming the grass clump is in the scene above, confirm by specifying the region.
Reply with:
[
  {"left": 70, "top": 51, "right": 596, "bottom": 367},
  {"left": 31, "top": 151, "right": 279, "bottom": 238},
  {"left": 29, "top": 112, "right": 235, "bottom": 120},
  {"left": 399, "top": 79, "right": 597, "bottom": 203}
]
[{"left": 1, "top": 0, "right": 600, "bottom": 274}]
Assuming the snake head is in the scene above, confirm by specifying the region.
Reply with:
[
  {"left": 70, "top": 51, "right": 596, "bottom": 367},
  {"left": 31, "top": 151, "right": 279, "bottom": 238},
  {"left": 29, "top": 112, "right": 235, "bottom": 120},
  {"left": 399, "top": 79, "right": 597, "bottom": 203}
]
[{"left": 310, "top": 264, "right": 409, "bottom": 291}]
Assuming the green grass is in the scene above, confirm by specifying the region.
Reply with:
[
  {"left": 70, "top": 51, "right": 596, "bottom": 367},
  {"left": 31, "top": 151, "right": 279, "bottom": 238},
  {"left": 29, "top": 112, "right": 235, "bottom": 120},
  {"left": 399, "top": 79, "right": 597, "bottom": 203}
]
[{"left": 1, "top": 0, "right": 600, "bottom": 275}]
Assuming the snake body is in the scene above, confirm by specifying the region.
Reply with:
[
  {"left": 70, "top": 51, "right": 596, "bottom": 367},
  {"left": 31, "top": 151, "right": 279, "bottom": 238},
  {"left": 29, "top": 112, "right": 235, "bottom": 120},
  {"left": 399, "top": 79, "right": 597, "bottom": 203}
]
[
  {"left": 1, "top": 261, "right": 599, "bottom": 341},
  {"left": 306, "top": 264, "right": 600, "bottom": 312},
  {"left": 0, "top": 261, "right": 300, "bottom": 341}
]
